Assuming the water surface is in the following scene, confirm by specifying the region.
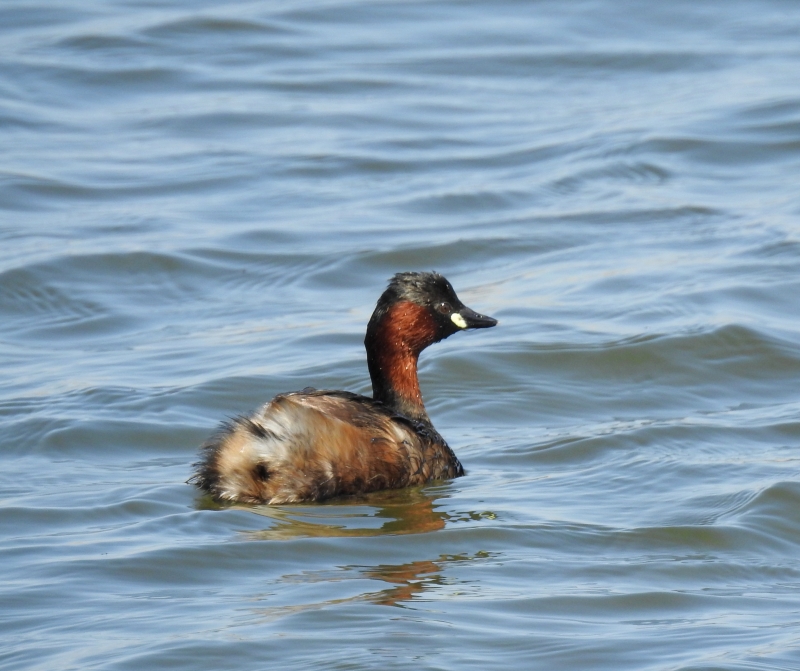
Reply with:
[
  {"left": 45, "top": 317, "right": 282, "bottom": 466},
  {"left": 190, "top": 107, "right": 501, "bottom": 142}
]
[{"left": 2, "top": 1, "right": 800, "bottom": 669}]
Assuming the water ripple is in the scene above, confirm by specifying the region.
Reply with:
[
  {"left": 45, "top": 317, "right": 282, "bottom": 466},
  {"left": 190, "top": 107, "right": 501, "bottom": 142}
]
[{"left": 3, "top": 0, "right": 800, "bottom": 669}]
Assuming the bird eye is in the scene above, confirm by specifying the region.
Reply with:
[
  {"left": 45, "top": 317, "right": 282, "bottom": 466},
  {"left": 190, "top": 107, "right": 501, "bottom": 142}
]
[{"left": 436, "top": 302, "right": 452, "bottom": 314}]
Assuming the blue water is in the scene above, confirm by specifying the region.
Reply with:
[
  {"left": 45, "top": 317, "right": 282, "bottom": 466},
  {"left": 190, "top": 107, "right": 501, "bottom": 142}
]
[{"left": 3, "top": 1, "right": 800, "bottom": 669}]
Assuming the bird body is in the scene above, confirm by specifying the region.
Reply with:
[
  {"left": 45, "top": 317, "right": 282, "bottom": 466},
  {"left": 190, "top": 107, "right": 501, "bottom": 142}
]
[{"left": 191, "top": 272, "right": 496, "bottom": 504}]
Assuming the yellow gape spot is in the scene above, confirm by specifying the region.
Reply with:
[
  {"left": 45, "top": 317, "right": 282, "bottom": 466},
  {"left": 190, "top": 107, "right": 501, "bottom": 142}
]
[{"left": 450, "top": 313, "right": 467, "bottom": 329}]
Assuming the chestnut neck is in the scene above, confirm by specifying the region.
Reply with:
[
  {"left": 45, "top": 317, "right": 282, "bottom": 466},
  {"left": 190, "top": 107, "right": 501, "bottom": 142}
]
[{"left": 365, "top": 300, "right": 439, "bottom": 423}]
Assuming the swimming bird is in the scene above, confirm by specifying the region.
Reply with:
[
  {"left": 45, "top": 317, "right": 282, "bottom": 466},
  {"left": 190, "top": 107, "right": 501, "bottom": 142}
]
[{"left": 191, "top": 271, "right": 497, "bottom": 504}]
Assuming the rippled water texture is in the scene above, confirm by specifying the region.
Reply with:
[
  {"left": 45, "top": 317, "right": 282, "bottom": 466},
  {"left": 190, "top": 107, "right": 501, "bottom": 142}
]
[{"left": 3, "top": 1, "right": 800, "bottom": 669}]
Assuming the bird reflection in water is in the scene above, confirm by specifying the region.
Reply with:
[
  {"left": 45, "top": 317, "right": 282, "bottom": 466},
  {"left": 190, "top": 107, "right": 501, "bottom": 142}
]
[
  {"left": 237, "top": 487, "right": 469, "bottom": 540},
  {"left": 224, "top": 488, "right": 497, "bottom": 613},
  {"left": 252, "top": 551, "right": 494, "bottom": 620},
  {"left": 357, "top": 552, "right": 492, "bottom": 607}
]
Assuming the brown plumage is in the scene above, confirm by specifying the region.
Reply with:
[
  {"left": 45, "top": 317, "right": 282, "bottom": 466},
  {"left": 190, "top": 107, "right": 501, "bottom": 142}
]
[{"left": 191, "top": 271, "right": 497, "bottom": 504}]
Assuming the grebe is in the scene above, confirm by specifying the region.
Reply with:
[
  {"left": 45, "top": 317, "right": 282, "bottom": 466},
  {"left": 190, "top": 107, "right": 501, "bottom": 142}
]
[{"left": 191, "top": 271, "right": 497, "bottom": 504}]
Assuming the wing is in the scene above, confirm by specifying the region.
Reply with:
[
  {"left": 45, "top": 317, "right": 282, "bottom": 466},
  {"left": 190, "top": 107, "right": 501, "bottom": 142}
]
[{"left": 193, "top": 390, "right": 429, "bottom": 504}]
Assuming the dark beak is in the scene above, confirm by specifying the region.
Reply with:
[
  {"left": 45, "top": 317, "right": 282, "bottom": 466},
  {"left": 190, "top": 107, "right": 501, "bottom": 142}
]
[{"left": 459, "top": 306, "right": 498, "bottom": 329}]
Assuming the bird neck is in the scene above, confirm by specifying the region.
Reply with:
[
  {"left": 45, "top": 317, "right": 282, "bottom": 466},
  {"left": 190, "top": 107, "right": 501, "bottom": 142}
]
[{"left": 365, "top": 300, "right": 438, "bottom": 423}]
